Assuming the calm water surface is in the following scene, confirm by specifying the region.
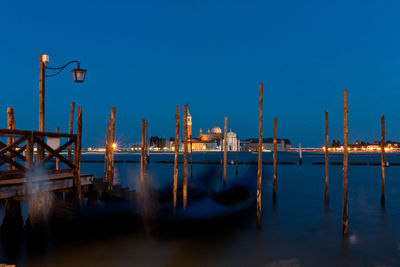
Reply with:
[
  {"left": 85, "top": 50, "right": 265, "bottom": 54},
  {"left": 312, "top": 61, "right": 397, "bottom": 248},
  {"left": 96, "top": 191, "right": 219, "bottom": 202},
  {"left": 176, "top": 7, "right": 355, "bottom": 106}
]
[{"left": 2, "top": 152, "right": 400, "bottom": 266}]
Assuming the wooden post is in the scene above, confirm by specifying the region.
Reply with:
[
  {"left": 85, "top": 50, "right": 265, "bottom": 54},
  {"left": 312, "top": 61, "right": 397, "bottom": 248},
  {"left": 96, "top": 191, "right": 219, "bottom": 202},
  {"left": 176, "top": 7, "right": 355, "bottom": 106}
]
[
  {"left": 343, "top": 89, "right": 349, "bottom": 235},
  {"left": 220, "top": 137, "right": 223, "bottom": 180},
  {"left": 223, "top": 116, "right": 228, "bottom": 183},
  {"left": 7, "top": 107, "right": 15, "bottom": 170},
  {"left": 183, "top": 104, "right": 189, "bottom": 209},
  {"left": 140, "top": 119, "right": 145, "bottom": 183},
  {"left": 381, "top": 115, "right": 385, "bottom": 204},
  {"left": 273, "top": 118, "right": 277, "bottom": 201},
  {"left": 145, "top": 120, "right": 148, "bottom": 164},
  {"left": 104, "top": 120, "right": 111, "bottom": 184},
  {"left": 298, "top": 143, "right": 302, "bottom": 165},
  {"left": 190, "top": 134, "right": 193, "bottom": 178},
  {"left": 56, "top": 126, "right": 60, "bottom": 170},
  {"left": 236, "top": 137, "right": 239, "bottom": 176},
  {"left": 26, "top": 134, "right": 34, "bottom": 194},
  {"left": 173, "top": 106, "right": 180, "bottom": 208},
  {"left": 107, "top": 107, "right": 116, "bottom": 194},
  {"left": 257, "top": 83, "right": 263, "bottom": 229},
  {"left": 2, "top": 107, "right": 23, "bottom": 231},
  {"left": 325, "top": 111, "right": 329, "bottom": 204},
  {"left": 74, "top": 106, "right": 83, "bottom": 206},
  {"left": 38, "top": 53, "right": 46, "bottom": 161},
  {"left": 67, "top": 102, "right": 75, "bottom": 162}
]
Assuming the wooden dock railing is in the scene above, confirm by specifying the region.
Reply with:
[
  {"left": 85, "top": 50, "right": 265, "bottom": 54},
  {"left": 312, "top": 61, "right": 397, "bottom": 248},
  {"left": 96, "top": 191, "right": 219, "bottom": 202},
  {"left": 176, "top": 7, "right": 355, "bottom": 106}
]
[{"left": 0, "top": 128, "right": 83, "bottom": 202}]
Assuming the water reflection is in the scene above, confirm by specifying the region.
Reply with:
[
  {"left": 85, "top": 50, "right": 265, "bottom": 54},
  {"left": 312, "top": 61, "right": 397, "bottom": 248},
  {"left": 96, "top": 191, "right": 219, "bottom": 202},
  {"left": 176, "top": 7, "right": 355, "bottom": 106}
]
[{"left": 1, "top": 152, "right": 400, "bottom": 266}]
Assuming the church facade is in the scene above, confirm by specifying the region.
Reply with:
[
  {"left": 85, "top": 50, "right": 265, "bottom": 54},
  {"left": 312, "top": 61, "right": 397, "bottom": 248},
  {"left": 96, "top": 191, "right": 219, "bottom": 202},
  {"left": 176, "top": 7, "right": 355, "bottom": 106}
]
[{"left": 186, "top": 109, "right": 239, "bottom": 152}]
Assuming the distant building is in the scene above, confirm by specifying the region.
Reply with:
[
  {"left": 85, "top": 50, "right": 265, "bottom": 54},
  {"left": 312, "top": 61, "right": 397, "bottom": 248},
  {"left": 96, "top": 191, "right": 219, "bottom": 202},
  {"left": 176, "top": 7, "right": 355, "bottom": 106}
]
[
  {"left": 184, "top": 107, "right": 239, "bottom": 151},
  {"left": 241, "top": 138, "right": 291, "bottom": 152},
  {"left": 226, "top": 129, "right": 239, "bottom": 151},
  {"left": 191, "top": 124, "right": 223, "bottom": 151}
]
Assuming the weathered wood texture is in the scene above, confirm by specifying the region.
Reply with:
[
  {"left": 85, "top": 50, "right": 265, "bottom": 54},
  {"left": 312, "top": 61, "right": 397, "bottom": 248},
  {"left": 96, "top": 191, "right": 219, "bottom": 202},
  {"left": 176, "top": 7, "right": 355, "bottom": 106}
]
[
  {"left": 257, "top": 83, "right": 263, "bottom": 229},
  {"left": 190, "top": 134, "right": 193, "bottom": 178},
  {"left": 236, "top": 137, "right": 239, "bottom": 176},
  {"left": 343, "top": 89, "right": 349, "bottom": 235},
  {"left": 67, "top": 102, "right": 75, "bottom": 162},
  {"left": 173, "top": 106, "right": 180, "bottom": 208},
  {"left": 7, "top": 108, "right": 15, "bottom": 170},
  {"left": 74, "top": 106, "right": 83, "bottom": 205},
  {"left": 106, "top": 107, "right": 116, "bottom": 194},
  {"left": 325, "top": 110, "right": 329, "bottom": 204},
  {"left": 183, "top": 104, "right": 188, "bottom": 209},
  {"left": 38, "top": 53, "right": 46, "bottom": 161},
  {"left": 273, "top": 118, "right": 277, "bottom": 185},
  {"left": 144, "top": 120, "right": 148, "bottom": 164},
  {"left": 0, "top": 172, "right": 93, "bottom": 199},
  {"left": 54, "top": 126, "right": 60, "bottom": 170},
  {"left": 381, "top": 115, "right": 385, "bottom": 204}
]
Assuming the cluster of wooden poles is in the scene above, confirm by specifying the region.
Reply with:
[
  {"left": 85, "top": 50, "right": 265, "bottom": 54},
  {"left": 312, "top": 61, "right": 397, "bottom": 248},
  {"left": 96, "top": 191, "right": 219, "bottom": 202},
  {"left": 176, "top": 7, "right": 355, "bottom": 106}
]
[
  {"left": 100, "top": 87, "right": 387, "bottom": 236},
  {"left": 255, "top": 87, "right": 387, "bottom": 235}
]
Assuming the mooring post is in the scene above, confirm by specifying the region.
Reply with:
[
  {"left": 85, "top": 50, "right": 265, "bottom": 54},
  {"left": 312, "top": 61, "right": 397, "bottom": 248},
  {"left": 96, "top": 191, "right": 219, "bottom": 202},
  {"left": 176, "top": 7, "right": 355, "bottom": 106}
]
[
  {"left": 68, "top": 102, "right": 75, "bottom": 162},
  {"left": 55, "top": 126, "right": 60, "bottom": 170},
  {"left": 173, "top": 106, "right": 180, "bottom": 208},
  {"left": 140, "top": 119, "right": 145, "bottom": 183},
  {"left": 183, "top": 104, "right": 189, "bottom": 209},
  {"left": 257, "top": 83, "right": 263, "bottom": 229},
  {"left": 325, "top": 110, "right": 329, "bottom": 204},
  {"left": 2, "top": 107, "right": 23, "bottom": 231},
  {"left": 343, "top": 89, "right": 349, "bottom": 235},
  {"left": 220, "top": 136, "right": 223, "bottom": 180},
  {"left": 145, "top": 120, "right": 148, "bottom": 164},
  {"left": 381, "top": 115, "right": 385, "bottom": 204},
  {"left": 104, "top": 120, "right": 111, "bottom": 184},
  {"left": 298, "top": 142, "right": 302, "bottom": 165},
  {"left": 74, "top": 106, "right": 83, "bottom": 206},
  {"left": 223, "top": 116, "right": 228, "bottom": 183},
  {"left": 273, "top": 118, "right": 277, "bottom": 202},
  {"left": 26, "top": 133, "right": 34, "bottom": 194},
  {"left": 7, "top": 107, "right": 15, "bottom": 170},
  {"left": 190, "top": 134, "right": 193, "bottom": 178},
  {"left": 107, "top": 107, "right": 116, "bottom": 195},
  {"left": 38, "top": 53, "right": 46, "bottom": 161},
  {"left": 236, "top": 137, "right": 239, "bottom": 176}
]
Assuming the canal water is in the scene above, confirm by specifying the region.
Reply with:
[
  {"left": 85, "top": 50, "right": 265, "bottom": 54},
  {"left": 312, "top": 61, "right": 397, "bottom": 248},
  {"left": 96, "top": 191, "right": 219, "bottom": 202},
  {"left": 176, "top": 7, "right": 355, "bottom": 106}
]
[{"left": 2, "top": 152, "right": 400, "bottom": 266}]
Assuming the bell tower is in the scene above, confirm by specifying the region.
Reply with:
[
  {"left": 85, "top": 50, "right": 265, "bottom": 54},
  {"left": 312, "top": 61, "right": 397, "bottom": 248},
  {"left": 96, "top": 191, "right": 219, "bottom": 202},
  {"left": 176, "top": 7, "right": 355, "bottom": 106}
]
[{"left": 187, "top": 108, "right": 192, "bottom": 138}]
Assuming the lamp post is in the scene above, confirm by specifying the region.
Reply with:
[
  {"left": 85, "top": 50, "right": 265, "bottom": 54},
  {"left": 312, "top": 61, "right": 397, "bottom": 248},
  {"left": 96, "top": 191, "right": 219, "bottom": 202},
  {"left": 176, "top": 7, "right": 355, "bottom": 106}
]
[{"left": 38, "top": 53, "right": 87, "bottom": 160}]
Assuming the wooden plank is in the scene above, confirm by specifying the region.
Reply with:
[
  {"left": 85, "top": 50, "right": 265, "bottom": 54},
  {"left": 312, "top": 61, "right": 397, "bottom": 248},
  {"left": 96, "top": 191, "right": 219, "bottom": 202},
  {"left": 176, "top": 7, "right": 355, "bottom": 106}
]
[
  {"left": 0, "top": 154, "right": 26, "bottom": 171},
  {"left": 0, "top": 142, "right": 26, "bottom": 164},
  {"left": 0, "top": 174, "right": 93, "bottom": 199},
  {"left": 0, "top": 135, "right": 27, "bottom": 155},
  {"left": 0, "top": 128, "right": 76, "bottom": 138}
]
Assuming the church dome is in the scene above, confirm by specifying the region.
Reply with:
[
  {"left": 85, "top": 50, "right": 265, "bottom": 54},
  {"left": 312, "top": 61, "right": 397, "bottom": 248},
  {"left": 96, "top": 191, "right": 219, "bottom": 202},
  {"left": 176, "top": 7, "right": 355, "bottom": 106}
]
[{"left": 211, "top": 123, "right": 222, "bottom": 134}]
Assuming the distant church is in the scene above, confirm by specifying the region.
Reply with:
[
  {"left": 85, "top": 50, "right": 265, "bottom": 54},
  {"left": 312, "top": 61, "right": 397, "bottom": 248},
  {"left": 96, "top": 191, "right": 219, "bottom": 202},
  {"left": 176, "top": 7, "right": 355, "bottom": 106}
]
[{"left": 186, "top": 108, "right": 239, "bottom": 151}]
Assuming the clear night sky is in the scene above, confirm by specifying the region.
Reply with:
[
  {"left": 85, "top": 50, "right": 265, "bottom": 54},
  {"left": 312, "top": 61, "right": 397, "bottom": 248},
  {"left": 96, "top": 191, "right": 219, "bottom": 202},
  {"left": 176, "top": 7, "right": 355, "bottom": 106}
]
[{"left": 2, "top": 0, "right": 400, "bottom": 148}]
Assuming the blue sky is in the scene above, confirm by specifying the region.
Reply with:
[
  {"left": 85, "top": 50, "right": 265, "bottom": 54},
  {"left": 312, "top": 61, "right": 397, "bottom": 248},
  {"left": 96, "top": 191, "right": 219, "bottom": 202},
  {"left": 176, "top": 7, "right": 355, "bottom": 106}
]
[{"left": 2, "top": 0, "right": 400, "bottom": 147}]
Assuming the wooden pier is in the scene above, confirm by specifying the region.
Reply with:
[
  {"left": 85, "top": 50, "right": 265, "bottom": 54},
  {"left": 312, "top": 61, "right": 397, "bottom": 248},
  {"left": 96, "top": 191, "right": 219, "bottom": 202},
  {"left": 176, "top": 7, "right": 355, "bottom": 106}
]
[{"left": 0, "top": 128, "right": 93, "bottom": 200}]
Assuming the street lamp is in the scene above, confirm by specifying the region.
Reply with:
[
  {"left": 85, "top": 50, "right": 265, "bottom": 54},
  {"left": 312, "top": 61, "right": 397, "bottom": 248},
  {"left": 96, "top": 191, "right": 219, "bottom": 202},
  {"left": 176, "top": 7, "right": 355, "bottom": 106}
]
[
  {"left": 39, "top": 53, "right": 87, "bottom": 132},
  {"left": 38, "top": 53, "right": 87, "bottom": 159}
]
